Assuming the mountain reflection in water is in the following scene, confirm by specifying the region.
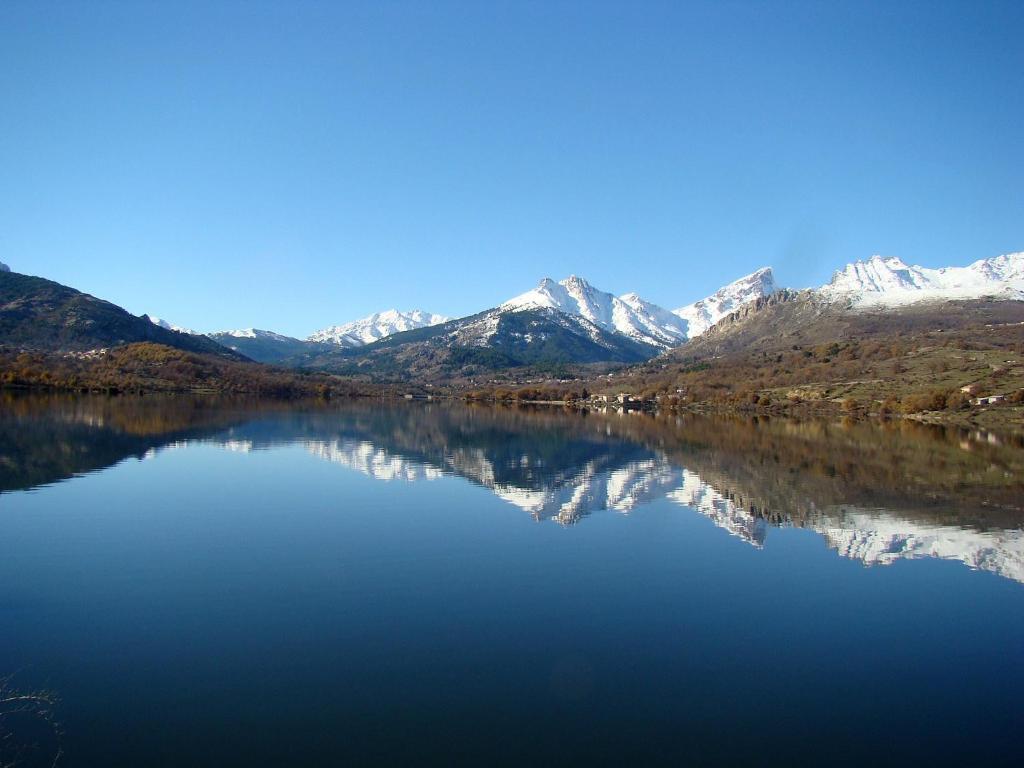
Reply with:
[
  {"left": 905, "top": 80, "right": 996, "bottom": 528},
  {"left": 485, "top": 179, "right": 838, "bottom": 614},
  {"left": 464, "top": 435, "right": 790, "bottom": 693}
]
[{"left": 2, "top": 392, "right": 1023, "bottom": 583}]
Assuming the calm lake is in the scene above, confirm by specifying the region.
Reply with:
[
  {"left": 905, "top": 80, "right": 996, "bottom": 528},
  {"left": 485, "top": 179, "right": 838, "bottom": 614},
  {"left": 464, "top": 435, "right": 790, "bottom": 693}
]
[{"left": 1, "top": 393, "right": 1022, "bottom": 766}]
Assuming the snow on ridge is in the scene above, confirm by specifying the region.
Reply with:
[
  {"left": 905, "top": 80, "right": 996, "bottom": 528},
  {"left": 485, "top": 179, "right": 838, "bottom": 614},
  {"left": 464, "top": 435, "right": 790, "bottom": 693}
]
[
  {"left": 672, "top": 267, "right": 777, "bottom": 338},
  {"left": 148, "top": 316, "right": 199, "bottom": 335},
  {"left": 309, "top": 309, "right": 450, "bottom": 347},
  {"left": 819, "top": 251, "right": 1024, "bottom": 306},
  {"left": 501, "top": 275, "right": 690, "bottom": 348},
  {"left": 211, "top": 328, "right": 295, "bottom": 341}
]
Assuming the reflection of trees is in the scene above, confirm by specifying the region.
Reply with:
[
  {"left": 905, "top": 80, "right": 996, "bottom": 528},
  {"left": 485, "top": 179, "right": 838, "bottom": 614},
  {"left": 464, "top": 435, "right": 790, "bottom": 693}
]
[
  {"left": 304, "top": 404, "right": 1024, "bottom": 528},
  {"left": 0, "top": 392, "right": 252, "bottom": 492},
  {"left": 644, "top": 414, "right": 1024, "bottom": 529},
  {"left": 4, "top": 393, "right": 1023, "bottom": 535}
]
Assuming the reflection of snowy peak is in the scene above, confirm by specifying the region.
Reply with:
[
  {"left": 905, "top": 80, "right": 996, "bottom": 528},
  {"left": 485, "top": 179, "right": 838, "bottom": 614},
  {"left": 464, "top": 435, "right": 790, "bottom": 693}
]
[
  {"left": 819, "top": 252, "right": 1024, "bottom": 306},
  {"left": 290, "top": 431, "right": 1024, "bottom": 584},
  {"left": 817, "top": 509, "right": 1024, "bottom": 583},
  {"left": 492, "top": 458, "right": 684, "bottom": 525},
  {"left": 672, "top": 267, "right": 776, "bottom": 337},
  {"left": 306, "top": 440, "right": 444, "bottom": 482},
  {"left": 668, "top": 470, "right": 768, "bottom": 547},
  {"left": 672, "top": 484, "right": 1024, "bottom": 583}
]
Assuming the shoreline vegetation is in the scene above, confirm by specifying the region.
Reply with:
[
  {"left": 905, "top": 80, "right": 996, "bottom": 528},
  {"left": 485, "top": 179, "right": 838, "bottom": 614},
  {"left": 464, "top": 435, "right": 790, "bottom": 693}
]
[
  {"left": 0, "top": 342, "right": 380, "bottom": 399},
  {"left": 2, "top": 390, "right": 1022, "bottom": 522},
  {"left": 2, "top": 267, "right": 1021, "bottom": 430},
  {"left": 2, "top": 339, "right": 1022, "bottom": 433},
  {"left": 460, "top": 389, "right": 1024, "bottom": 432}
]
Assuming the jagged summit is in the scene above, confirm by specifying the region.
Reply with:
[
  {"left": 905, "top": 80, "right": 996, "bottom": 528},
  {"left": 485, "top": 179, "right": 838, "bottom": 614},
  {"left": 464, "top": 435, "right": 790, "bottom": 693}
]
[
  {"left": 672, "top": 267, "right": 777, "bottom": 337},
  {"left": 502, "top": 275, "right": 690, "bottom": 349}
]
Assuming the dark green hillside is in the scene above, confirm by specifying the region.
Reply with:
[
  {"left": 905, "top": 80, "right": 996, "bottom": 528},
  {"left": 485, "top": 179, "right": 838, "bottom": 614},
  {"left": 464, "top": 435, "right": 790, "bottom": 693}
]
[
  {"left": 207, "top": 330, "right": 333, "bottom": 364},
  {"left": 0, "top": 269, "right": 241, "bottom": 358},
  {"left": 293, "top": 307, "right": 658, "bottom": 380}
]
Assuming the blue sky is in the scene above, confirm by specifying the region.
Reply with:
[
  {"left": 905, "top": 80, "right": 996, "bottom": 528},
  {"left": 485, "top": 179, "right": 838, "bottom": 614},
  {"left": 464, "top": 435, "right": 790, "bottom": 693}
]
[{"left": 1, "top": 1, "right": 1021, "bottom": 337}]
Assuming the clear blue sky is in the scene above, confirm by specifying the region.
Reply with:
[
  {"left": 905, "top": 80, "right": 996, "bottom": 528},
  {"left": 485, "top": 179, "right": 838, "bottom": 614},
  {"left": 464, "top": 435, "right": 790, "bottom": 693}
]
[{"left": 1, "top": 1, "right": 1021, "bottom": 337}]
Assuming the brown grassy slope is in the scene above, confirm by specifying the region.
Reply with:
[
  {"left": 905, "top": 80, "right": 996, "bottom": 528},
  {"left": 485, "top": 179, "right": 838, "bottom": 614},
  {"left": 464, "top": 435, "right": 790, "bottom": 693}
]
[
  {"left": 0, "top": 342, "right": 380, "bottom": 398},
  {"left": 590, "top": 294, "right": 1024, "bottom": 421}
]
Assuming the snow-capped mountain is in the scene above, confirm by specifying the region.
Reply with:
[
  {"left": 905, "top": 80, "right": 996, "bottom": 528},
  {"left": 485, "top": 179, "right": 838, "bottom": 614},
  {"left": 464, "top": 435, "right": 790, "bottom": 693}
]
[
  {"left": 206, "top": 328, "right": 325, "bottom": 364},
  {"left": 819, "top": 252, "right": 1024, "bottom": 306},
  {"left": 309, "top": 309, "right": 450, "bottom": 347},
  {"left": 308, "top": 270, "right": 786, "bottom": 374},
  {"left": 397, "top": 304, "right": 657, "bottom": 365},
  {"left": 213, "top": 328, "right": 294, "bottom": 341},
  {"left": 672, "top": 267, "right": 777, "bottom": 337},
  {"left": 502, "top": 275, "right": 689, "bottom": 348},
  {"left": 148, "top": 316, "right": 198, "bottom": 335}
]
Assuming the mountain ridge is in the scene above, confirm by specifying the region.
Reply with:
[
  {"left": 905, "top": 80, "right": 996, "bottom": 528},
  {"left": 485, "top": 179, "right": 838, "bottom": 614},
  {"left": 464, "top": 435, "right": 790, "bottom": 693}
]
[
  {"left": 0, "top": 269, "right": 245, "bottom": 359},
  {"left": 818, "top": 251, "right": 1024, "bottom": 306},
  {"left": 309, "top": 309, "right": 450, "bottom": 347},
  {"left": 4, "top": 250, "right": 1023, "bottom": 384},
  {"left": 673, "top": 267, "right": 777, "bottom": 337},
  {"left": 502, "top": 275, "right": 690, "bottom": 349}
]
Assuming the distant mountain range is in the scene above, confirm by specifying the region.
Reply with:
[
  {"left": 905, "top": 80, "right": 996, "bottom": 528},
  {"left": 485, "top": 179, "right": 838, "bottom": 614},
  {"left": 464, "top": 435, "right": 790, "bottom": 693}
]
[
  {"left": 195, "top": 311, "right": 454, "bottom": 364},
  {"left": 204, "top": 328, "right": 329, "bottom": 364},
  {"left": 308, "top": 309, "right": 450, "bottom": 346},
  {"left": 283, "top": 252, "right": 1021, "bottom": 377},
  {"left": 2, "top": 250, "right": 1021, "bottom": 376}
]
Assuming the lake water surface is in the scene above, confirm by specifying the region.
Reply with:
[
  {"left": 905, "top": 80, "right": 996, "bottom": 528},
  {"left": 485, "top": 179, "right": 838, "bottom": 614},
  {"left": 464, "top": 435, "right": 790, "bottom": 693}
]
[{"left": 1, "top": 394, "right": 1022, "bottom": 766}]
